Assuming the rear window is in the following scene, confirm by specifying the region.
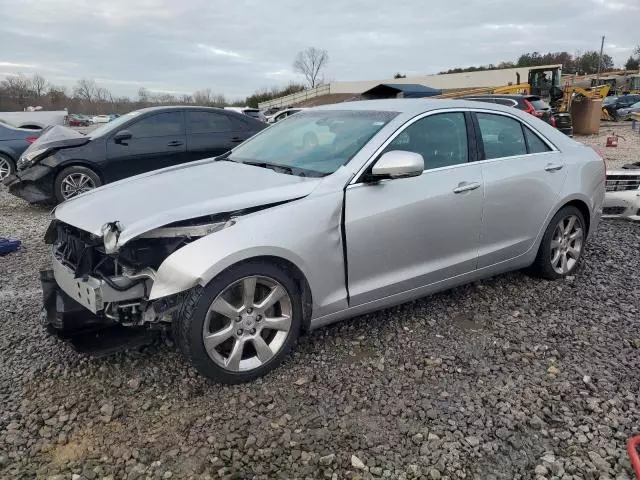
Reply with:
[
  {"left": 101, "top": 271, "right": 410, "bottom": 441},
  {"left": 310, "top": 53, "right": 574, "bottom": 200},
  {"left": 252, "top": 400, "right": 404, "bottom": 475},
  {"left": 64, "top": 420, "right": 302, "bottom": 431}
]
[
  {"left": 244, "top": 111, "right": 261, "bottom": 119},
  {"left": 528, "top": 98, "right": 550, "bottom": 110}
]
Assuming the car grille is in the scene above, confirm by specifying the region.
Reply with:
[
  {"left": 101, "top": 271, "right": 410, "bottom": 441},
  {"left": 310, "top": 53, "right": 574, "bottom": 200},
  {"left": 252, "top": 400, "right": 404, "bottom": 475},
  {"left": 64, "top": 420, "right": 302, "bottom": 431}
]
[
  {"left": 603, "top": 206, "right": 626, "bottom": 215},
  {"left": 605, "top": 175, "right": 640, "bottom": 192}
]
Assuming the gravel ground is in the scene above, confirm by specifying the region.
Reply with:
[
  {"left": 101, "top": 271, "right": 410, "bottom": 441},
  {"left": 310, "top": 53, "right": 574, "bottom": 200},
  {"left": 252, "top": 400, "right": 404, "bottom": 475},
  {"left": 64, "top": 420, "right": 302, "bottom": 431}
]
[
  {"left": 576, "top": 122, "right": 640, "bottom": 169},
  {"left": 2, "top": 185, "right": 640, "bottom": 480}
]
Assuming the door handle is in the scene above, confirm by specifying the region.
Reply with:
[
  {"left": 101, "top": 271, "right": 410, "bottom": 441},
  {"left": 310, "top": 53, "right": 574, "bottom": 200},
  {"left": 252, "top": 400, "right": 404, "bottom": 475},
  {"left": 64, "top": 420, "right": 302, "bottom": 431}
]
[
  {"left": 544, "top": 163, "right": 564, "bottom": 172},
  {"left": 453, "top": 182, "right": 481, "bottom": 194},
  {"left": 167, "top": 141, "right": 183, "bottom": 147},
  {"left": 230, "top": 137, "right": 244, "bottom": 143}
]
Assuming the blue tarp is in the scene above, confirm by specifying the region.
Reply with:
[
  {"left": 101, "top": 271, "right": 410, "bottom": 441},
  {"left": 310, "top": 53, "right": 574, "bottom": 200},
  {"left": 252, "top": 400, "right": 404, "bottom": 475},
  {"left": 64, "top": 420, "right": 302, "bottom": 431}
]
[{"left": 362, "top": 83, "right": 442, "bottom": 99}]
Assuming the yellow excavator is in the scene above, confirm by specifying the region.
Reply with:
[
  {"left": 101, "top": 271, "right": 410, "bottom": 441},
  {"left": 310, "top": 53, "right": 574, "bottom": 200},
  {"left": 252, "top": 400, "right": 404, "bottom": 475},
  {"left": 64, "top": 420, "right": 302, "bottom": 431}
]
[{"left": 434, "top": 65, "right": 612, "bottom": 121}]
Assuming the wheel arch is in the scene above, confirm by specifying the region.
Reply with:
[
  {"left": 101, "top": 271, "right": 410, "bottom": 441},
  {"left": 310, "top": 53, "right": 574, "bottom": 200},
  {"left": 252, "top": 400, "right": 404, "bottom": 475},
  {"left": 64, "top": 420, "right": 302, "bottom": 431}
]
[
  {"left": 561, "top": 199, "right": 591, "bottom": 235},
  {"left": 54, "top": 160, "right": 105, "bottom": 183}
]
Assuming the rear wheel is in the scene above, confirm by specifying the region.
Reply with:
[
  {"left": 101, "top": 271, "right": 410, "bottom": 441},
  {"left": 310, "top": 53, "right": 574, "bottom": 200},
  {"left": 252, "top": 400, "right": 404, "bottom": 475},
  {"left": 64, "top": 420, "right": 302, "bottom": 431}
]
[
  {"left": 0, "top": 154, "right": 15, "bottom": 181},
  {"left": 174, "top": 261, "right": 302, "bottom": 384},
  {"left": 530, "top": 206, "right": 586, "bottom": 279},
  {"left": 54, "top": 166, "right": 102, "bottom": 202}
]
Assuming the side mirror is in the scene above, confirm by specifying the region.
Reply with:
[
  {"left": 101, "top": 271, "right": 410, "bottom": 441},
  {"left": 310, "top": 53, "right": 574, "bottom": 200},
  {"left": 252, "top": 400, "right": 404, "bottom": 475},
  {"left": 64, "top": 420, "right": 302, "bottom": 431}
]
[
  {"left": 113, "top": 130, "right": 132, "bottom": 143},
  {"left": 369, "top": 150, "right": 424, "bottom": 180}
]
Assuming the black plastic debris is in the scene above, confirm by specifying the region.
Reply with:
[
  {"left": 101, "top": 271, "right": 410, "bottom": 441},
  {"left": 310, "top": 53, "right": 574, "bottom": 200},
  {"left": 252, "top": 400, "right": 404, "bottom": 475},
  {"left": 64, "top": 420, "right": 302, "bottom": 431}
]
[{"left": 0, "top": 238, "right": 21, "bottom": 256}]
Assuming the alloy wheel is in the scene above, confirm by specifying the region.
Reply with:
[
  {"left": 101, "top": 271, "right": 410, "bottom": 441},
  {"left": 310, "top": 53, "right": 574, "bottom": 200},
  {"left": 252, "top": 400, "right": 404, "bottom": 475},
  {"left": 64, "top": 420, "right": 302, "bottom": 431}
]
[
  {"left": 202, "top": 276, "right": 293, "bottom": 372},
  {"left": 61, "top": 173, "right": 96, "bottom": 199},
  {"left": 0, "top": 157, "right": 12, "bottom": 180},
  {"left": 550, "top": 214, "right": 583, "bottom": 275}
]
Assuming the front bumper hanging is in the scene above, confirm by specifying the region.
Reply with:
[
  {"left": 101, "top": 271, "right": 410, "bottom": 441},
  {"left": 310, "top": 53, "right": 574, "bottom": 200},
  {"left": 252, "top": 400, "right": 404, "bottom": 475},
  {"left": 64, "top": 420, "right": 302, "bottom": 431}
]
[{"left": 40, "top": 269, "right": 159, "bottom": 357}]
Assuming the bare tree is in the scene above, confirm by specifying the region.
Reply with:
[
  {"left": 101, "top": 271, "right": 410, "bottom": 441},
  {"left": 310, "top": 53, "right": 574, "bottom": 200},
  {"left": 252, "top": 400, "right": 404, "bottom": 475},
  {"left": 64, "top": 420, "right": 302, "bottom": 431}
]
[
  {"left": 1, "top": 74, "right": 32, "bottom": 108},
  {"left": 30, "top": 73, "right": 48, "bottom": 99},
  {"left": 73, "top": 78, "right": 98, "bottom": 102},
  {"left": 293, "top": 47, "right": 329, "bottom": 89},
  {"left": 193, "top": 88, "right": 213, "bottom": 104}
]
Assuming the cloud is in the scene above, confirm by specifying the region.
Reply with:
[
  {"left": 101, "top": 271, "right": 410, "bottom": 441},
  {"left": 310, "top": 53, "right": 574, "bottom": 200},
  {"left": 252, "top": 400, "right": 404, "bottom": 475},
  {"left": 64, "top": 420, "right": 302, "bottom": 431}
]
[{"left": 0, "top": 0, "right": 637, "bottom": 99}]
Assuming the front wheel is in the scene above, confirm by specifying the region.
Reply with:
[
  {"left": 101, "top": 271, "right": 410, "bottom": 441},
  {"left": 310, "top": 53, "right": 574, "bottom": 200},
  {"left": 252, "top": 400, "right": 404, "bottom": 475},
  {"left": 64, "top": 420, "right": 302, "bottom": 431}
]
[
  {"left": 0, "top": 154, "right": 15, "bottom": 181},
  {"left": 54, "top": 166, "right": 102, "bottom": 203},
  {"left": 530, "top": 206, "right": 586, "bottom": 280},
  {"left": 174, "top": 261, "right": 302, "bottom": 384}
]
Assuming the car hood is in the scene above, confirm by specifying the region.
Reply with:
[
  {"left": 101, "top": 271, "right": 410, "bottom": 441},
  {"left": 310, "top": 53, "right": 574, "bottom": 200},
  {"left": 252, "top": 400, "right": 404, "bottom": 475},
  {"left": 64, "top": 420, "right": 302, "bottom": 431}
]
[
  {"left": 22, "top": 124, "right": 89, "bottom": 155},
  {"left": 53, "top": 159, "right": 322, "bottom": 246}
]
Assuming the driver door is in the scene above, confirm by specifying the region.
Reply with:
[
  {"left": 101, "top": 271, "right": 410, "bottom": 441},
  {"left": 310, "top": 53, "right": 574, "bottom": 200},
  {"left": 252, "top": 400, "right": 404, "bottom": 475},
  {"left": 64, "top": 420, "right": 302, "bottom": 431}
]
[{"left": 344, "top": 112, "right": 484, "bottom": 306}]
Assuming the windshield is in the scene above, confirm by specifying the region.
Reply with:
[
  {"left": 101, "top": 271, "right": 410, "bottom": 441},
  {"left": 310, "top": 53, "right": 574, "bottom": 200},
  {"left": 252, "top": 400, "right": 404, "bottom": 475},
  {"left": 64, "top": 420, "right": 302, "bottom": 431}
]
[
  {"left": 603, "top": 96, "right": 618, "bottom": 106},
  {"left": 89, "top": 111, "right": 140, "bottom": 138},
  {"left": 227, "top": 110, "right": 398, "bottom": 177}
]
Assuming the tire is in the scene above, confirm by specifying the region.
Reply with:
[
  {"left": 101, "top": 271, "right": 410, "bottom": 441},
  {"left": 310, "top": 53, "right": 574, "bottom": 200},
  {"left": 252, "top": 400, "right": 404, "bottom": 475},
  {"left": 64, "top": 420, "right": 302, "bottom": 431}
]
[
  {"left": 54, "top": 165, "right": 102, "bottom": 203},
  {"left": 530, "top": 206, "right": 586, "bottom": 280},
  {"left": 0, "top": 154, "right": 15, "bottom": 181},
  {"left": 174, "top": 261, "right": 302, "bottom": 384}
]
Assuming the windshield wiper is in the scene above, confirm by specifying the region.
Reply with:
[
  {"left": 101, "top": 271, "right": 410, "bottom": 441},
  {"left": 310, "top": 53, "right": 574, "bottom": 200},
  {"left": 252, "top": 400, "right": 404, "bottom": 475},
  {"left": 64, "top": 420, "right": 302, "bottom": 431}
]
[{"left": 241, "top": 161, "right": 296, "bottom": 175}]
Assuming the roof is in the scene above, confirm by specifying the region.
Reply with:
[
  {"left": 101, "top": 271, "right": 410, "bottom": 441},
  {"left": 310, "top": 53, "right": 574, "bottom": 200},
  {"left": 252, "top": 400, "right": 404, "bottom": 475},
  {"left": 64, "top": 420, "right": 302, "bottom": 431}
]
[
  {"left": 312, "top": 98, "right": 524, "bottom": 115},
  {"left": 135, "top": 105, "right": 225, "bottom": 113},
  {"left": 461, "top": 94, "right": 539, "bottom": 100},
  {"left": 362, "top": 83, "right": 442, "bottom": 98}
]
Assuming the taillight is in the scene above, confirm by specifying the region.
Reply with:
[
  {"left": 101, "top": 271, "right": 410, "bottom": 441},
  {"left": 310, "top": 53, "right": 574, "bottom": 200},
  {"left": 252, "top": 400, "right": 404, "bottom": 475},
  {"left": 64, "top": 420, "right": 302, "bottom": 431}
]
[
  {"left": 26, "top": 137, "right": 38, "bottom": 144},
  {"left": 549, "top": 116, "right": 557, "bottom": 128},
  {"left": 523, "top": 99, "right": 536, "bottom": 115}
]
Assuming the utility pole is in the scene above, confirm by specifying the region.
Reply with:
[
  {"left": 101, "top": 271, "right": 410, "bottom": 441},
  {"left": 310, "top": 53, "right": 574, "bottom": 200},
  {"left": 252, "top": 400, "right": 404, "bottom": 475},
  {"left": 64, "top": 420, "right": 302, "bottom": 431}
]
[{"left": 596, "top": 35, "right": 605, "bottom": 83}]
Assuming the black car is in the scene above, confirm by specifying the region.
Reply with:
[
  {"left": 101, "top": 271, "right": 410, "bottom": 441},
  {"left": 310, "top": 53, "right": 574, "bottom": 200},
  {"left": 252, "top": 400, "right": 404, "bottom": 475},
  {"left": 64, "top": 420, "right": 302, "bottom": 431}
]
[
  {"left": 0, "top": 120, "right": 40, "bottom": 181},
  {"left": 4, "top": 106, "right": 266, "bottom": 203},
  {"left": 462, "top": 94, "right": 573, "bottom": 136},
  {"left": 604, "top": 94, "right": 640, "bottom": 120}
]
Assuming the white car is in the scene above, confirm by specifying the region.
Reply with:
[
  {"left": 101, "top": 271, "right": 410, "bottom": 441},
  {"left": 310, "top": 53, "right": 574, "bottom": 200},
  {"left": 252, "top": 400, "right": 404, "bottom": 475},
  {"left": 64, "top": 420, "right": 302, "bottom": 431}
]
[
  {"left": 91, "top": 115, "right": 111, "bottom": 124},
  {"left": 267, "top": 108, "right": 308, "bottom": 124},
  {"left": 603, "top": 166, "right": 640, "bottom": 221}
]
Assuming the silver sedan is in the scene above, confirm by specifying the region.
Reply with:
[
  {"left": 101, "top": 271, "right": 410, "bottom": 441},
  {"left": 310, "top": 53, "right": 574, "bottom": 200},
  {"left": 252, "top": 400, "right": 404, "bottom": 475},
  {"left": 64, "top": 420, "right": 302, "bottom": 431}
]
[{"left": 43, "top": 99, "right": 605, "bottom": 383}]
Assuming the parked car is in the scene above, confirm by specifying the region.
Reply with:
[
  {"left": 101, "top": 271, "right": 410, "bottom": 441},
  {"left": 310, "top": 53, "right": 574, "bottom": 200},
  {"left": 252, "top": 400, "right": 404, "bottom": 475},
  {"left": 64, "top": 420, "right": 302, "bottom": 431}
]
[
  {"left": 67, "top": 114, "right": 91, "bottom": 127},
  {"left": 462, "top": 94, "right": 573, "bottom": 136},
  {"left": 91, "top": 115, "right": 111, "bottom": 124},
  {"left": 607, "top": 94, "right": 640, "bottom": 111},
  {"left": 224, "top": 107, "right": 267, "bottom": 122},
  {"left": 616, "top": 101, "right": 640, "bottom": 120},
  {"left": 603, "top": 162, "right": 640, "bottom": 220},
  {"left": 267, "top": 108, "right": 308, "bottom": 124},
  {"left": 39, "top": 99, "right": 604, "bottom": 383},
  {"left": 0, "top": 110, "right": 68, "bottom": 130},
  {"left": 4, "top": 106, "right": 266, "bottom": 203},
  {"left": 0, "top": 119, "right": 39, "bottom": 180}
]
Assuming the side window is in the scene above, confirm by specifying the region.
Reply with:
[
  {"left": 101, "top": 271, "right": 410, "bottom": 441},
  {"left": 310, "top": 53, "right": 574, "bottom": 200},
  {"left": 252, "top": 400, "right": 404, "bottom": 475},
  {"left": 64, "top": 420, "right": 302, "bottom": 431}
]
[
  {"left": 188, "top": 111, "right": 234, "bottom": 134},
  {"left": 384, "top": 112, "right": 468, "bottom": 170},
  {"left": 476, "top": 113, "right": 526, "bottom": 159},
  {"left": 494, "top": 99, "right": 517, "bottom": 107},
  {"left": 128, "top": 112, "right": 184, "bottom": 138},
  {"left": 524, "top": 126, "right": 551, "bottom": 153}
]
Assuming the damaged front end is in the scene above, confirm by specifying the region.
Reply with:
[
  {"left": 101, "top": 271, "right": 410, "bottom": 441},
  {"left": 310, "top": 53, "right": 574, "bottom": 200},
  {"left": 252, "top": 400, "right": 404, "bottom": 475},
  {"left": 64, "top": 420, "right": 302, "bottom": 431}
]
[{"left": 41, "top": 215, "right": 231, "bottom": 354}]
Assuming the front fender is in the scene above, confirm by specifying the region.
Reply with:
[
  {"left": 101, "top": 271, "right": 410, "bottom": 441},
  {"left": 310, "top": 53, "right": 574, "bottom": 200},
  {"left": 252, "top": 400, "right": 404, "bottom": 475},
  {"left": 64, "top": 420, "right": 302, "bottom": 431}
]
[{"left": 148, "top": 192, "right": 348, "bottom": 319}]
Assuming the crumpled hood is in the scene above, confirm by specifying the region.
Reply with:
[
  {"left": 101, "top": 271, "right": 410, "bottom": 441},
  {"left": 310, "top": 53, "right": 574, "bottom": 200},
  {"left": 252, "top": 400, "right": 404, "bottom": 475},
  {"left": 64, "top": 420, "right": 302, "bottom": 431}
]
[
  {"left": 22, "top": 124, "right": 89, "bottom": 155},
  {"left": 53, "top": 159, "right": 322, "bottom": 246}
]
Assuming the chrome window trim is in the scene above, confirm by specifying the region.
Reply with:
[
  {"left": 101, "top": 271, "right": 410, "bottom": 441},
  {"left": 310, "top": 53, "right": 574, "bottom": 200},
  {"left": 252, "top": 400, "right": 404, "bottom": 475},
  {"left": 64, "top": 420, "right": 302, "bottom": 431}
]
[{"left": 350, "top": 107, "right": 559, "bottom": 185}]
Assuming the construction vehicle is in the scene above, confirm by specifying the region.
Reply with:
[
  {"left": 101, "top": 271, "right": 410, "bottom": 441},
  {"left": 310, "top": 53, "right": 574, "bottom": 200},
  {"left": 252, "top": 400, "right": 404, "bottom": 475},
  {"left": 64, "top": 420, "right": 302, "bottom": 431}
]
[{"left": 435, "top": 66, "right": 564, "bottom": 104}]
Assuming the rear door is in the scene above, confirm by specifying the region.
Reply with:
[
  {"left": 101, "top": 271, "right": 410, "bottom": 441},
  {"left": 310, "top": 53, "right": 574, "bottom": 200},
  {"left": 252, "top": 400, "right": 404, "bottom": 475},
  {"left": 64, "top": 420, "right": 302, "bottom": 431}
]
[
  {"left": 105, "top": 111, "right": 187, "bottom": 181},
  {"left": 345, "top": 111, "right": 484, "bottom": 306},
  {"left": 473, "top": 111, "right": 567, "bottom": 267},
  {"left": 186, "top": 110, "right": 253, "bottom": 161}
]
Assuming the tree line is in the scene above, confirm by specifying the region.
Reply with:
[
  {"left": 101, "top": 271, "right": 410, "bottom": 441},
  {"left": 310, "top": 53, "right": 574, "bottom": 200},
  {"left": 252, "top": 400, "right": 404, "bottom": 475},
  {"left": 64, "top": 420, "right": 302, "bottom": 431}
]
[
  {"left": 0, "top": 74, "right": 307, "bottom": 114},
  {"left": 438, "top": 47, "right": 640, "bottom": 75}
]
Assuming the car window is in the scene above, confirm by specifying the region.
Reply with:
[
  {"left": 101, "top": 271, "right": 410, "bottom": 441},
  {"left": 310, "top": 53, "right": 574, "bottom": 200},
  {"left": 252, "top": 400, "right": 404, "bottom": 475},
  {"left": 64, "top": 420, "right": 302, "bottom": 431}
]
[
  {"left": 523, "top": 126, "right": 551, "bottom": 153},
  {"left": 384, "top": 112, "right": 468, "bottom": 170},
  {"left": 188, "top": 111, "right": 234, "bottom": 133},
  {"left": 476, "top": 113, "right": 527, "bottom": 159},
  {"left": 128, "top": 112, "right": 184, "bottom": 138},
  {"left": 494, "top": 99, "right": 517, "bottom": 107},
  {"left": 529, "top": 98, "right": 550, "bottom": 110}
]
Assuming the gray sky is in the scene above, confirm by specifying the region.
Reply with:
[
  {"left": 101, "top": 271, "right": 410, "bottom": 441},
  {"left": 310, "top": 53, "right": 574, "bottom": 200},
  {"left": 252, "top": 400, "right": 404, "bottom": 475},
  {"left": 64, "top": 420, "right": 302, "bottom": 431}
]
[{"left": 0, "top": 0, "right": 638, "bottom": 100}]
